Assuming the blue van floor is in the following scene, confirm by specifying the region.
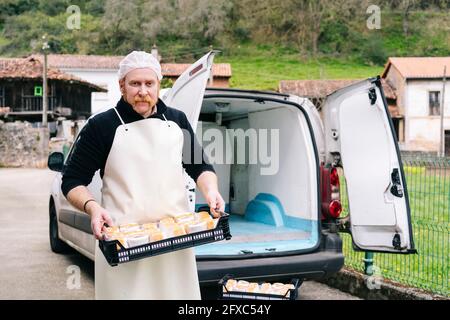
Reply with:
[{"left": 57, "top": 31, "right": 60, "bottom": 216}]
[{"left": 195, "top": 214, "right": 317, "bottom": 256}]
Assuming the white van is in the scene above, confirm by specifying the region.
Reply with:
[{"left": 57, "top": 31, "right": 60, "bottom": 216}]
[{"left": 47, "top": 52, "right": 416, "bottom": 294}]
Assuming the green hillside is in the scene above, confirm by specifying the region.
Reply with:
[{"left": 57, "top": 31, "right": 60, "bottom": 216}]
[
  {"left": 0, "top": 1, "right": 448, "bottom": 90},
  {"left": 216, "top": 45, "right": 383, "bottom": 90}
]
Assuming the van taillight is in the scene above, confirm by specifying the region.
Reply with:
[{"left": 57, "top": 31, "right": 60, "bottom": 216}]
[
  {"left": 321, "top": 164, "right": 342, "bottom": 220},
  {"left": 330, "top": 167, "right": 339, "bottom": 187},
  {"left": 328, "top": 200, "right": 342, "bottom": 218}
]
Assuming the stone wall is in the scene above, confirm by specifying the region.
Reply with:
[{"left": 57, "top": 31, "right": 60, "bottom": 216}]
[{"left": 0, "top": 121, "right": 49, "bottom": 168}]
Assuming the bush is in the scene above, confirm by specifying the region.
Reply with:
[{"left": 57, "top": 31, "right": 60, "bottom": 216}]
[
  {"left": 319, "top": 19, "right": 350, "bottom": 54},
  {"left": 403, "top": 166, "right": 426, "bottom": 175},
  {"left": 360, "top": 36, "right": 388, "bottom": 66},
  {"left": 160, "top": 78, "right": 174, "bottom": 89}
]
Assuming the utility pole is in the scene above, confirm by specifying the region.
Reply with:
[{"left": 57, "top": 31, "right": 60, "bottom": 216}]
[
  {"left": 42, "top": 35, "right": 49, "bottom": 128},
  {"left": 439, "top": 66, "right": 446, "bottom": 157}
]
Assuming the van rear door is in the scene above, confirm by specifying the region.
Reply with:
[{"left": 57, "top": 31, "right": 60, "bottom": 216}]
[
  {"left": 161, "top": 51, "right": 215, "bottom": 132},
  {"left": 322, "top": 77, "right": 416, "bottom": 253},
  {"left": 160, "top": 51, "right": 216, "bottom": 212}
]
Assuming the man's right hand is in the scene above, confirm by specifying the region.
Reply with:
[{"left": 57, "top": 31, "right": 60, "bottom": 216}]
[{"left": 86, "top": 201, "right": 114, "bottom": 240}]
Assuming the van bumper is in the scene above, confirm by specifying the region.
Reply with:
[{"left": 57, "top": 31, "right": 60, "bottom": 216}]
[
  {"left": 197, "top": 250, "right": 344, "bottom": 285},
  {"left": 198, "top": 229, "right": 344, "bottom": 284}
]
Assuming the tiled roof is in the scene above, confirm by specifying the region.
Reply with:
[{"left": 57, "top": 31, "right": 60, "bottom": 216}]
[
  {"left": 162, "top": 63, "right": 232, "bottom": 77},
  {"left": 0, "top": 57, "right": 107, "bottom": 92},
  {"left": 35, "top": 54, "right": 123, "bottom": 69},
  {"left": 382, "top": 57, "right": 450, "bottom": 79},
  {"left": 278, "top": 79, "right": 396, "bottom": 99},
  {"left": 29, "top": 54, "right": 232, "bottom": 77}
]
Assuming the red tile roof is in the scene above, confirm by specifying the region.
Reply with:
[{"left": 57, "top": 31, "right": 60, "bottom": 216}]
[
  {"left": 278, "top": 79, "right": 396, "bottom": 99},
  {"left": 29, "top": 54, "right": 232, "bottom": 77},
  {"left": 38, "top": 54, "right": 123, "bottom": 69},
  {"left": 162, "top": 63, "right": 232, "bottom": 77},
  {"left": 0, "top": 57, "right": 107, "bottom": 92},
  {"left": 382, "top": 57, "right": 450, "bottom": 79}
]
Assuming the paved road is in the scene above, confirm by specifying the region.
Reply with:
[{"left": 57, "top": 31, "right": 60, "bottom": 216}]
[{"left": 0, "top": 168, "right": 360, "bottom": 300}]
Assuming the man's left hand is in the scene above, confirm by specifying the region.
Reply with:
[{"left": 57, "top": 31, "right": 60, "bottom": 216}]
[{"left": 205, "top": 190, "right": 225, "bottom": 218}]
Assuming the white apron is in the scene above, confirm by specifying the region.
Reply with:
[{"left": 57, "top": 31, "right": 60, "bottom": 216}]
[{"left": 95, "top": 107, "right": 201, "bottom": 300}]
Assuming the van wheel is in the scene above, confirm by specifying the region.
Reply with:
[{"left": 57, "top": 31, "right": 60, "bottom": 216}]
[{"left": 49, "top": 202, "right": 71, "bottom": 254}]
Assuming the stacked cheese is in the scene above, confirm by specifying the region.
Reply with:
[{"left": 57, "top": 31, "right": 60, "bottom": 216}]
[
  {"left": 102, "top": 211, "right": 219, "bottom": 249},
  {"left": 224, "top": 279, "right": 296, "bottom": 297}
]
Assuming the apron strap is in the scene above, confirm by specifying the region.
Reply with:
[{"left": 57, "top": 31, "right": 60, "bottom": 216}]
[
  {"left": 113, "top": 107, "right": 128, "bottom": 131},
  {"left": 162, "top": 113, "right": 171, "bottom": 127},
  {"left": 114, "top": 106, "right": 169, "bottom": 130}
]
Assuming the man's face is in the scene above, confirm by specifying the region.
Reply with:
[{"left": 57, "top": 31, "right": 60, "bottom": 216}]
[{"left": 119, "top": 68, "right": 160, "bottom": 118}]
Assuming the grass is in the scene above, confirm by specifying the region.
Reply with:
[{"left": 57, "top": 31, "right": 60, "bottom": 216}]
[
  {"left": 339, "top": 164, "right": 450, "bottom": 296},
  {"left": 215, "top": 44, "right": 384, "bottom": 91}
]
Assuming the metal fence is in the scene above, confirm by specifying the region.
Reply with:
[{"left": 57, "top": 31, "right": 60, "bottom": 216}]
[{"left": 339, "top": 153, "right": 449, "bottom": 297}]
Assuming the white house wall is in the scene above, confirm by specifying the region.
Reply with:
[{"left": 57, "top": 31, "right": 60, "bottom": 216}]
[
  {"left": 405, "top": 79, "right": 450, "bottom": 151},
  {"left": 59, "top": 68, "right": 121, "bottom": 114}
]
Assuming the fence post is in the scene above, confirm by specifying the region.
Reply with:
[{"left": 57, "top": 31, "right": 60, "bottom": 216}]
[{"left": 364, "top": 252, "right": 374, "bottom": 275}]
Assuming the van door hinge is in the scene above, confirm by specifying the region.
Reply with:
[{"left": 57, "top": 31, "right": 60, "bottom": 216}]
[
  {"left": 332, "top": 153, "right": 342, "bottom": 167},
  {"left": 392, "top": 233, "right": 402, "bottom": 250},
  {"left": 337, "top": 216, "right": 351, "bottom": 234},
  {"left": 368, "top": 88, "right": 377, "bottom": 105},
  {"left": 390, "top": 168, "right": 404, "bottom": 198}
]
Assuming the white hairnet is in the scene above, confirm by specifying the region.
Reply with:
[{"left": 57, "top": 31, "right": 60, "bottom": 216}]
[{"left": 118, "top": 51, "right": 163, "bottom": 81}]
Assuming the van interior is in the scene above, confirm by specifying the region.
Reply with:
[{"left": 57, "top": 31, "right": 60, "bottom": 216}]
[{"left": 192, "top": 96, "right": 320, "bottom": 256}]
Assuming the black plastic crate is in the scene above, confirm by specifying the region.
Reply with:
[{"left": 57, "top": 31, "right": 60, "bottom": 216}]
[
  {"left": 218, "top": 275, "right": 302, "bottom": 300},
  {"left": 99, "top": 212, "right": 231, "bottom": 266}
]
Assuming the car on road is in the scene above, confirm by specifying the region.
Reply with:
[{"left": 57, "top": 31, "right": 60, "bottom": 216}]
[{"left": 47, "top": 52, "right": 416, "bottom": 291}]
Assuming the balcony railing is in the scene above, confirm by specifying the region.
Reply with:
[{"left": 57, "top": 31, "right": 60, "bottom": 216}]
[{"left": 14, "top": 96, "right": 60, "bottom": 113}]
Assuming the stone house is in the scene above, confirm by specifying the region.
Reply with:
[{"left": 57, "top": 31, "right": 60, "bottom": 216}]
[{"left": 381, "top": 57, "right": 450, "bottom": 154}]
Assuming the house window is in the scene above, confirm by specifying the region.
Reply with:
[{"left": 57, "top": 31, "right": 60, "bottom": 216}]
[{"left": 429, "top": 91, "right": 441, "bottom": 116}]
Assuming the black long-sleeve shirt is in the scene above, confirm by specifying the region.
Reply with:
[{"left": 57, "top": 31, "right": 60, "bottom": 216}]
[{"left": 61, "top": 97, "right": 215, "bottom": 197}]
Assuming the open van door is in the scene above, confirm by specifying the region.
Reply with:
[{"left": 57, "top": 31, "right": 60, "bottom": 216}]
[
  {"left": 161, "top": 51, "right": 215, "bottom": 132},
  {"left": 322, "top": 77, "right": 416, "bottom": 254},
  {"left": 160, "top": 51, "right": 216, "bottom": 212}
]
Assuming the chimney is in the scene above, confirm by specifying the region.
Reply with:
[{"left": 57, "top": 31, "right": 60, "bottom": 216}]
[{"left": 151, "top": 44, "right": 161, "bottom": 62}]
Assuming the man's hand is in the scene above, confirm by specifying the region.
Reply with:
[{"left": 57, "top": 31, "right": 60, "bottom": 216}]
[
  {"left": 86, "top": 201, "right": 114, "bottom": 240},
  {"left": 66, "top": 186, "right": 114, "bottom": 239},
  {"left": 205, "top": 190, "right": 225, "bottom": 218},
  {"left": 196, "top": 171, "right": 225, "bottom": 218}
]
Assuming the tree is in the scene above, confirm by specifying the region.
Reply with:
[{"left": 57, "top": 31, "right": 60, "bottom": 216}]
[
  {"left": 38, "top": 0, "right": 71, "bottom": 16},
  {"left": 141, "top": 0, "right": 232, "bottom": 46},
  {"left": 0, "top": 0, "right": 39, "bottom": 25},
  {"left": 99, "top": 0, "right": 141, "bottom": 54}
]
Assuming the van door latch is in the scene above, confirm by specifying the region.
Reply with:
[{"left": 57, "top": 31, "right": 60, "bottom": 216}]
[
  {"left": 368, "top": 88, "right": 377, "bottom": 105},
  {"left": 392, "top": 233, "right": 402, "bottom": 250},
  {"left": 390, "top": 168, "right": 404, "bottom": 198}
]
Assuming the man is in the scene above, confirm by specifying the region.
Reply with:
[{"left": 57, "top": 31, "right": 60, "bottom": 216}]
[{"left": 61, "top": 50, "right": 225, "bottom": 300}]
